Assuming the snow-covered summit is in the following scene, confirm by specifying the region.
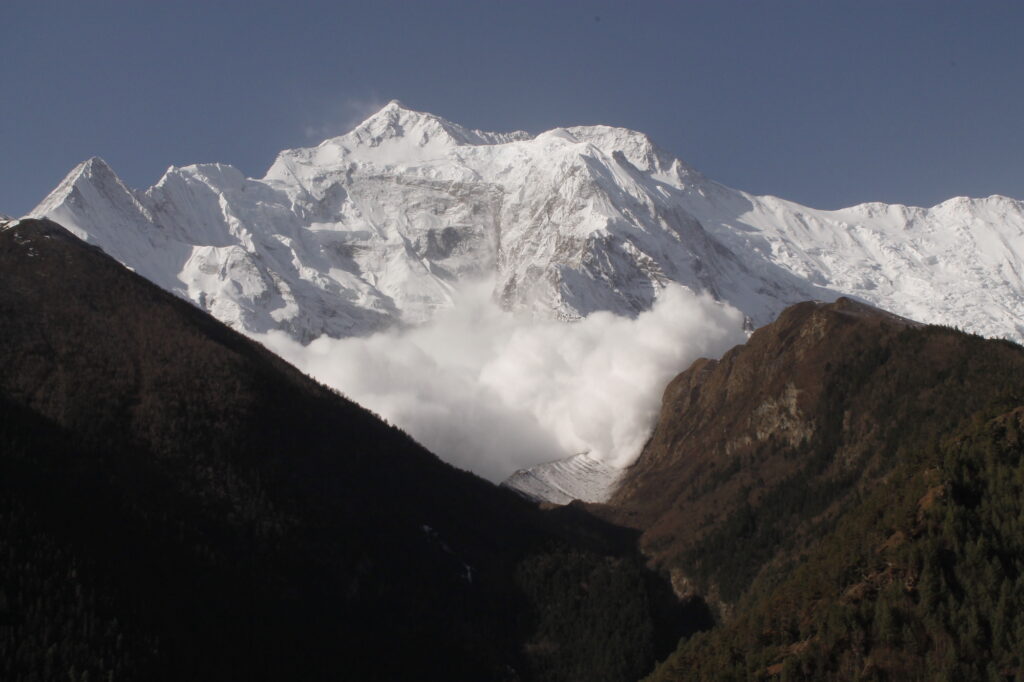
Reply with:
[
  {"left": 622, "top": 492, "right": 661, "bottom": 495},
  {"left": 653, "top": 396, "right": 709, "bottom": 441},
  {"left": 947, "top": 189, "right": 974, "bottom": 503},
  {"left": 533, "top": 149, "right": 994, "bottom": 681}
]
[
  {"left": 266, "top": 102, "right": 531, "bottom": 184},
  {"left": 345, "top": 99, "right": 533, "bottom": 147},
  {"left": 29, "top": 101, "right": 1024, "bottom": 344}
]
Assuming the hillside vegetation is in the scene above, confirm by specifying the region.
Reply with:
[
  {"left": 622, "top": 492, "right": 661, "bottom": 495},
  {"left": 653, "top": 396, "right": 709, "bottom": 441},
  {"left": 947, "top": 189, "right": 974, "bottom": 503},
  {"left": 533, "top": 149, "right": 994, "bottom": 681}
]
[
  {"left": 604, "top": 299, "right": 1024, "bottom": 679},
  {"left": 0, "top": 219, "right": 685, "bottom": 682},
  {"left": 651, "top": 401, "right": 1024, "bottom": 680}
]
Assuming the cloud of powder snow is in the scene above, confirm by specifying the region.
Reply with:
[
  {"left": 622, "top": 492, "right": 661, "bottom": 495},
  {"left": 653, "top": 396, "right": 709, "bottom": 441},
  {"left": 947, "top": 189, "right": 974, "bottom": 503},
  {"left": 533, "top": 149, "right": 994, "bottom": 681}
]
[
  {"left": 303, "top": 94, "right": 390, "bottom": 141},
  {"left": 255, "top": 282, "right": 746, "bottom": 482}
]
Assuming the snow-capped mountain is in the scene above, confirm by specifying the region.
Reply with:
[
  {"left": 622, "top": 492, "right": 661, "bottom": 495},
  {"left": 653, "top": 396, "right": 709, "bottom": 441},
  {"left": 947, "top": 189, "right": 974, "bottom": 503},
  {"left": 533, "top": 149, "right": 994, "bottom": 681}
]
[
  {"left": 29, "top": 102, "right": 1024, "bottom": 504},
  {"left": 32, "top": 100, "right": 1024, "bottom": 343}
]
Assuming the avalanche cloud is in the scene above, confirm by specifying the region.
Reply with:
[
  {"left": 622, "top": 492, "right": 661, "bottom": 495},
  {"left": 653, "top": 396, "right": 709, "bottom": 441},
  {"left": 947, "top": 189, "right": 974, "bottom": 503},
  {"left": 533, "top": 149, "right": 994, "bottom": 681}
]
[{"left": 256, "top": 283, "right": 745, "bottom": 482}]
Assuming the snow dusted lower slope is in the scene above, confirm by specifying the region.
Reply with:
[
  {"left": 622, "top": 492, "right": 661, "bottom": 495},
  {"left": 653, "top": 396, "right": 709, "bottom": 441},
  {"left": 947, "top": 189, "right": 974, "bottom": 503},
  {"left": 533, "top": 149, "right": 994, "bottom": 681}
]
[{"left": 503, "top": 454, "right": 623, "bottom": 505}]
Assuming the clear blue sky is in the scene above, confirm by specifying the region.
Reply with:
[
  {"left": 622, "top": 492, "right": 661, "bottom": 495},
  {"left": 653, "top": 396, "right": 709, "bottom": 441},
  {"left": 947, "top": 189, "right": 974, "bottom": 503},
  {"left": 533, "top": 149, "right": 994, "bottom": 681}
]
[{"left": 2, "top": 0, "right": 1022, "bottom": 216}]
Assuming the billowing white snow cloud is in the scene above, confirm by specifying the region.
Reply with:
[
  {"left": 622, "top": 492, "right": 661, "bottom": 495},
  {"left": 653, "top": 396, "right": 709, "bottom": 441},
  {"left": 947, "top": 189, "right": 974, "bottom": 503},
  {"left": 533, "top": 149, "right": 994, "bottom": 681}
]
[
  {"left": 255, "top": 282, "right": 745, "bottom": 482},
  {"left": 303, "top": 94, "right": 390, "bottom": 140}
]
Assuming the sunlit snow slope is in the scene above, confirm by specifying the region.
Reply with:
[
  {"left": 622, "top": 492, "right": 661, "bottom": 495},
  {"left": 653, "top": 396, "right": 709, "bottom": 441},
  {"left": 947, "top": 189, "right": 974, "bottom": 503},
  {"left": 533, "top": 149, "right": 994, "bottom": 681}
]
[{"left": 32, "top": 100, "right": 1024, "bottom": 343}]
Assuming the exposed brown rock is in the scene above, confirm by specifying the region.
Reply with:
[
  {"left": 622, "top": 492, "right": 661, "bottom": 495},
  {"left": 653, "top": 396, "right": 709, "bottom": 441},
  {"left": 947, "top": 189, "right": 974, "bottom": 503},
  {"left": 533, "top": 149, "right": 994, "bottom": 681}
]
[{"left": 593, "top": 296, "right": 1024, "bottom": 608}]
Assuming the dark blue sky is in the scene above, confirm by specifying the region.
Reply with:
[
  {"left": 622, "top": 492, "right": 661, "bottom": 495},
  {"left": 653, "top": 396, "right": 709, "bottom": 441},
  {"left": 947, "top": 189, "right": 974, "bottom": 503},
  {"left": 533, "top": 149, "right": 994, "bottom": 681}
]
[{"left": 3, "top": 0, "right": 1022, "bottom": 216}]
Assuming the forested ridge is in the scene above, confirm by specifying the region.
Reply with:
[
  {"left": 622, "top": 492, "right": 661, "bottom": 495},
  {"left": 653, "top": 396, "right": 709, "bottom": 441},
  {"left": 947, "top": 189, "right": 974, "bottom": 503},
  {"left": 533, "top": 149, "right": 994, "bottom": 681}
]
[
  {"left": 650, "top": 399, "right": 1024, "bottom": 680},
  {"left": 608, "top": 300, "right": 1024, "bottom": 680},
  {"left": 0, "top": 219, "right": 686, "bottom": 681}
]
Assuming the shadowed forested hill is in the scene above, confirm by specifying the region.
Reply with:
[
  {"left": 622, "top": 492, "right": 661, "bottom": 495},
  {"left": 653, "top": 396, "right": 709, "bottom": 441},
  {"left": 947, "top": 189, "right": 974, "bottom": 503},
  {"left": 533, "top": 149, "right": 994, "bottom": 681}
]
[{"left": 0, "top": 218, "right": 688, "bottom": 682}]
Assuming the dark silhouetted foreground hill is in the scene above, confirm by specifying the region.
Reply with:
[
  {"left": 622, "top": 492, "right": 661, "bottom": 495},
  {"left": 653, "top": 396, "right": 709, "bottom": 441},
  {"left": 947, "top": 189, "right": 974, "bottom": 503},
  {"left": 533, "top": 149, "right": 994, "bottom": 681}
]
[
  {"left": 596, "top": 297, "right": 1024, "bottom": 679},
  {"left": 0, "top": 219, "right": 689, "bottom": 682}
]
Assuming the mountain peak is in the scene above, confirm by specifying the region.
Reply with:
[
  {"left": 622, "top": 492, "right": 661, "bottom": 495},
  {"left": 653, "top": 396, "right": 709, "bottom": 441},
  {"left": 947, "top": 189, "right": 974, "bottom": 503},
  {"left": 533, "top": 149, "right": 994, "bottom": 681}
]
[
  {"left": 79, "top": 155, "right": 114, "bottom": 174},
  {"left": 354, "top": 98, "right": 446, "bottom": 132},
  {"left": 367, "top": 98, "right": 422, "bottom": 120},
  {"left": 562, "top": 124, "right": 685, "bottom": 175},
  {"left": 58, "top": 156, "right": 119, "bottom": 189},
  {"left": 342, "top": 101, "right": 530, "bottom": 148},
  {"left": 31, "top": 156, "right": 123, "bottom": 218}
]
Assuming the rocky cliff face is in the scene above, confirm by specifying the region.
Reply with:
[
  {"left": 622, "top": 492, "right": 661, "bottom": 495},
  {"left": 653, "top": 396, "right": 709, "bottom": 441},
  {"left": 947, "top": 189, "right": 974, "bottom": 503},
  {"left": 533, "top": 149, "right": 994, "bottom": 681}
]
[
  {"left": 601, "top": 298, "right": 1024, "bottom": 608},
  {"left": 629, "top": 302, "right": 1024, "bottom": 680}
]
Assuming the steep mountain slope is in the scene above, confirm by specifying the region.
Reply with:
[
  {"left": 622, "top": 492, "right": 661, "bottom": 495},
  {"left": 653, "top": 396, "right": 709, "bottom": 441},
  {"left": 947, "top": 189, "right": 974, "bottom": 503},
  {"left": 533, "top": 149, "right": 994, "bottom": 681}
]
[
  {"left": 650, "top": 407, "right": 1024, "bottom": 680},
  {"left": 0, "top": 218, "right": 690, "bottom": 682},
  {"left": 505, "top": 454, "right": 624, "bottom": 505},
  {"left": 589, "top": 297, "right": 1024, "bottom": 678},
  {"left": 31, "top": 101, "right": 1024, "bottom": 343}
]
